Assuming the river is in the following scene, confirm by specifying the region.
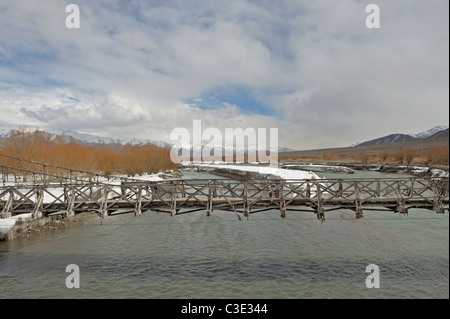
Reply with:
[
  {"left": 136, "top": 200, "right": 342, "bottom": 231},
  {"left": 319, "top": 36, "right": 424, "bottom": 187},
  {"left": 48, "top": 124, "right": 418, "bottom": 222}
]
[{"left": 1, "top": 169, "right": 448, "bottom": 299}]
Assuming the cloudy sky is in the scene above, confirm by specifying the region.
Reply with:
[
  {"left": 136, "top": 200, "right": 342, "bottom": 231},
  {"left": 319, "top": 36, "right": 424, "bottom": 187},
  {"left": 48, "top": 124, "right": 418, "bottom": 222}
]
[{"left": 0, "top": 0, "right": 448, "bottom": 150}]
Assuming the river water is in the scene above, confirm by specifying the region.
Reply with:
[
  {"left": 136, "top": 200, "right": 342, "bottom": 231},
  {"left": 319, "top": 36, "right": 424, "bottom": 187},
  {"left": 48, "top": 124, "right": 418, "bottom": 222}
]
[{"left": 1, "top": 169, "right": 448, "bottom": 299}]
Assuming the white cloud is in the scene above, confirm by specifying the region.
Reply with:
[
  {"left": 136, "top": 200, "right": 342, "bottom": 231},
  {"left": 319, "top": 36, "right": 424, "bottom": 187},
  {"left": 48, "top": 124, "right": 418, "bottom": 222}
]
[{"left": 0, "top": 0, "right": 448, "bottom": 149}]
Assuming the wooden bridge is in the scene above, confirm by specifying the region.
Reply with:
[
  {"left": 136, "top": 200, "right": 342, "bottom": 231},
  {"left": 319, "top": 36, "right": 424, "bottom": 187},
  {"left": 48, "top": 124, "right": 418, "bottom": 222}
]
[
  {"left": 1, "top": 153, "right": 449, "bottom": 222},
  {"left": 1, "top": 175, "right": 448, "bottom": 222}
]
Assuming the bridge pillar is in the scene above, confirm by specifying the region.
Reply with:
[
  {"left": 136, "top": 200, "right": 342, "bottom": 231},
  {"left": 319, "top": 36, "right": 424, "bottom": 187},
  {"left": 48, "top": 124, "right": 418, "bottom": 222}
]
[
  {"left": 280, "top": 205, "right": 286, "bottom": 219},
  {"left": 315, "top": 206, "right": 325, "bottom": 222},
  {"left": 354, "top": 207, "right": 364, "bottom": 219},
  {"left": 433, "top": 205, "right": 445, "bottom": 214},
  {"left": 433, "top": 198, "right": 444, "bottom": 214},
  {"left": 352, "top": 199, "right": 364, "bottom": 219},
  {"left": 243, "top": 205, "right": 250, "bottom": 218},
  {"left": 395, "top": 204, "right": 408, "bottom": 215}
]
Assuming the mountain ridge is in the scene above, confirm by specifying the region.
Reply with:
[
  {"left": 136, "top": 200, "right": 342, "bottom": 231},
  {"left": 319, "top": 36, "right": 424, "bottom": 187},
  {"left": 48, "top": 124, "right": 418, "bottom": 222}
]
[
  {"left": 0, "top": 125, "right": 171, "bottom": 148},
  {"left": 352, "top": 126, "right": 449, "bottom": 147},
  {"left": 0, "top": 125, "right": 296, "bottom": 153}
]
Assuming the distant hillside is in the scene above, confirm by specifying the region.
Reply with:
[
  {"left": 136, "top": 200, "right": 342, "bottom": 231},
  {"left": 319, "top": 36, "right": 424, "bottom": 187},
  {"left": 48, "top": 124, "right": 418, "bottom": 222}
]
[
  {"left": 353, "top": 125, "right": 448, "bottom": 147},
  {"left": 280, "top": 136, "right": 449, "bottom": 159},
  {"left": 427, "top": 128, "right": 449, "bottom": 140},
  {"left": 356, "top": 134, "right": 417, "bottom": 147},
  {"left": 0, "top": 125, "right": 171, "bottom": 148}
]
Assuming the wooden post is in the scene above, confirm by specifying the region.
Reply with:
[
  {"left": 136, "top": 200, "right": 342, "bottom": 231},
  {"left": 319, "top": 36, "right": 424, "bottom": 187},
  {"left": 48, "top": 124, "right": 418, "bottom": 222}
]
[
  {"left": 43, "top": 164, "right": 47, "bottom": 185},
  {"left": 407, "top": 179, "right": 415, "bottom": 197},
  {"left": 171, "top": 192, "right": 177, "bottom": 217},
  {"left": 207, "top": 190, "right": 212, "bottom": 217},
  {"left": 32, "top": 187, "right": 44, "bottom": 219},
  {"left": 207, "top": 181, "right": 213, "bottom": 216},
  {"left": 432, "top": 182, "right": 444, "bottom": 214},
  {"left": 316, "top": 181, "right": 325, "bottom": 222},
  {"left": 306, "top": 183, "right": 311, "bottom": 198},
  {"left": 100, "top": 185, "right": 109, "bottom": 218},
  {"left": 89, "top": 178, "right": 93, "bottom": 196},
  {"left": 354, "top": 182, "right": 363, "bottom": 219},
  {"left": 135, "top": 186, "right": 142, "bottom": 217},
  {"left": 395, "top": 182, "right": 408, "bottom": 215},
  {"left": 66, "top": 186, "right": 75, "bottom": 218},
  {"left": 243, "top": 180, "right": 250, "bottom": 218},
  {"left": 181, "top": 181, "right": 187, "bottom": 198},
  {"left": 1, "top": 190, "right": 13, "bottom": 218},
  {"left": 63, "top": 186, "right": 67, "bottom": 203},
  {"left": 280, "top": 180, "right": 286, "bottom": 218},
  {"left": 376, "top": 181, "right": 381, "bottom": 197}
]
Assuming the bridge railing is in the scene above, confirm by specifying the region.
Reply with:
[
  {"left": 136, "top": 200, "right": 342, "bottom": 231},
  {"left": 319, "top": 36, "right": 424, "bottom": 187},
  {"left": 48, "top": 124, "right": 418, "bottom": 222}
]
[{"left": 0, "top": 177, "right": 448, "bottom": 219}]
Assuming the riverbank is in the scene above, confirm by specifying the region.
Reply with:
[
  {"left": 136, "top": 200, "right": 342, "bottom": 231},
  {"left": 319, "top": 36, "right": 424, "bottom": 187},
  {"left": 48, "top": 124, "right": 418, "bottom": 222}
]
[
  {"left": 282, "top": 162, "right": 449, "bottom": 177},
  {"left": 5, "top": 212, "right": 99, "bottom": 241},
  {"left": 185, "top": 163, "right": 321, "bottom": 180},
  {"left": 184, "top": 161, "right": 448, "bottom": 178}
]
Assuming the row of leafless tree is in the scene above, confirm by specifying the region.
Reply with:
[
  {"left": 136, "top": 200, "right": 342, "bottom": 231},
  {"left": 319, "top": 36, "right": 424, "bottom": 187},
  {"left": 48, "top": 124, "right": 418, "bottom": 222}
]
[
  {"left": 280, "top": 146, "right": 449, "bottom": 166},
  {"left": 0, "top": 130, "right": 177, "bottom": 176}
]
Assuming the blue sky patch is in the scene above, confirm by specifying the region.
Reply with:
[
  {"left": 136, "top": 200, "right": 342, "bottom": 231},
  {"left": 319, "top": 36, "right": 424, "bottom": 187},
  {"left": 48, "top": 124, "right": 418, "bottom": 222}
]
[{"left": 186, "top": 86, "right": 276, "bottom": 117}]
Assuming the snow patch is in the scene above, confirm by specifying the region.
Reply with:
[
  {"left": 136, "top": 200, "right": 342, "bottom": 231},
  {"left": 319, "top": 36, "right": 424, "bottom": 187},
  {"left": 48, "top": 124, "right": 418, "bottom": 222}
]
[{"left": 194, "top": 163, "right": 320, "bottom": 180}]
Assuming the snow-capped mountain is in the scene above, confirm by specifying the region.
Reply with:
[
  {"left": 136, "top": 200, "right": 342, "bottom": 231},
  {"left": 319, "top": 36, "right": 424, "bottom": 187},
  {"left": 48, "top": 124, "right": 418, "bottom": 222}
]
[
  {"left": 0, "top": 125, "right": 295, "bottom": 153},
  {"left": 354, "top": 134, "right": 417, "bottom": 147},
  {"left": 410, "top": 125, "right": 449, "bottom": 139},
  {"left": 352, "top": 125, "right": 449, "bottom": 147},
  {"left": 0, "top": 125, "right": 170, "bottom": 148}
]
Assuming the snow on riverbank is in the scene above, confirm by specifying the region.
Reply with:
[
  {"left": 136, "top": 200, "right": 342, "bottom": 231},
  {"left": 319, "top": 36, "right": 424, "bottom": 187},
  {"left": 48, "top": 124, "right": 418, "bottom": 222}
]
[
  {"left": 281, "top": 163, "right": 354, "bottom": 174},
  {"left": 191, "top": 163, "right": 321, "bottom": 180},
  {"left": 112, "top": 173, "right": 164, "bottom": 182},
  {"left": 430, "top": 168, "right": 449, "bottom": 178}
]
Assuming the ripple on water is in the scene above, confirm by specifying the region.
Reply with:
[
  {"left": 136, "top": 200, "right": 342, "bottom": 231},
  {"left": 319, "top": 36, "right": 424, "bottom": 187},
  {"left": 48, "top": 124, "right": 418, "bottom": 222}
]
[{"left": 1, "top": 194, "right": 448, "bottom": 299}]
